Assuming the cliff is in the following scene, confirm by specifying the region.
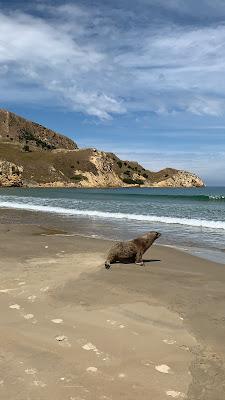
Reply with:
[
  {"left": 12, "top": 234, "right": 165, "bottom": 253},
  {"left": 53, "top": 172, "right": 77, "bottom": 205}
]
[{"left": 0, "top": 110, "right": 204, "bottom": 188}]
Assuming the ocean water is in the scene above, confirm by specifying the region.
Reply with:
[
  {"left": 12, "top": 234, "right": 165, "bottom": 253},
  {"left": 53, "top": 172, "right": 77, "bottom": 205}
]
[{"left": 0, "top": 187, "right": 224, "bottom": 263}]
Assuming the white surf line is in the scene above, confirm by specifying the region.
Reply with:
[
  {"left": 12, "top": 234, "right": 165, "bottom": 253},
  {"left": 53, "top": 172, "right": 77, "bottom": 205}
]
[{"left": 0, "top": 200, "right": 224, "bottom": 230}]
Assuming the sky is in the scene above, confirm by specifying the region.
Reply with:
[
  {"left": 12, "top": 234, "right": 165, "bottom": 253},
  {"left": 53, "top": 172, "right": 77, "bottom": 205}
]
[{"left": 0, "top": 0, "right": 225, "bottom": 185}]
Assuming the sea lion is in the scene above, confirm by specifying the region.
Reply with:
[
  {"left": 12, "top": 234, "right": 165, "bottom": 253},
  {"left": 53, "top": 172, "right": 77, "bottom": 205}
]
[{"left": 105, "top": 231, "right": 161, "bottom": 269}]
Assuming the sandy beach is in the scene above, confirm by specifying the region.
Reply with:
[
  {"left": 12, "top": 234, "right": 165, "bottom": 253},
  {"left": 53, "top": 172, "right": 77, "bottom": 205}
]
[{"left": 0, "top": 223, "right": 224, "bottom": 400}]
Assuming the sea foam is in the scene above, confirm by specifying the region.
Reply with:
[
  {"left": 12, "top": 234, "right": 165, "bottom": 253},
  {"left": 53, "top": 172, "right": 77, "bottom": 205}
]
[{"left": 0, "top": 200, "right": 225, "bottom": 230}]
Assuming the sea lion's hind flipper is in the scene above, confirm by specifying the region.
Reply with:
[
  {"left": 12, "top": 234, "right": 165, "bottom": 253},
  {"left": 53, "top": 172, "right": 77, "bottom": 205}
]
[{"left": 105, "top": 260, "right": 111, "bottom": 269}]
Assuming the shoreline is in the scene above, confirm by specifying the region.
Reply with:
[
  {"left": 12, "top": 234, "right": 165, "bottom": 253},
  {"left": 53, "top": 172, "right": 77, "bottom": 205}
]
[
  {"left": 3, "top": 183, "right": 205, "bottom": 188},
  {"left": 0, "top": 204, "right": 224, "bottom": 265},
  {"left": 160, "top": 243, "right": 225, "bottom": 265},
  {"left": 0, "top": 222, "right": 225, "bottom": 399},
  {"left": 40, "top": 231, "right": 225, "bottom": 266}
]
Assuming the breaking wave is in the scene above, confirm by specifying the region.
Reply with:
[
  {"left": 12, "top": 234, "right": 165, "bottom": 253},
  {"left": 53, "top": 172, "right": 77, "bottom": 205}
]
[{"left": 0, "top": 200, "right": 224, "bottom": 230}]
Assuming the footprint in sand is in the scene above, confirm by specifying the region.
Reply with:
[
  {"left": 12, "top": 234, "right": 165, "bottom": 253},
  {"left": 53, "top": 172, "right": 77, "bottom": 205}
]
[
  {"left": 163, "top": 339, "right": 177, "bottom": 345},
  {"left": 0, "top": 288, "right": 16, "bottom": 293},
  {"left": 9, "top": 304, "right": 21, "bottom": 310},
  {"left": 55, "top": 335, "right": 71, "bottom": 347},
  {"left": 59, "top": 377, "right": 71, "bottom": 383},
  {"left": 86, "top": 367, "right": 98, "bottom": 373},
  {"left": 28, "top": 295, "right": 37, "bottom": 302},
  {"left": 40, "top": 286, "right": 49, "bottom": 293},
  {"left": 107, "top": 319, "right": 117, "bottom": 326},
  {"left": 166, "top": 390, "right": 185, "bottom": 398},
  {"left": 155, "top": 364, "right": 171, "bottom": 374},
  {"left": 9, "top": 304, "right": 36, "bottom": 322},
  {"left": 82, "top": 342, "right": 99, "bottom": 353},
  {"left": 51, "top": 318, "right": 63, "bottom": 324},
  {"left": 23, "top": 314, "right": 34, "bottom": 320},
  {"left": 81, "top": 342, "right": 109, "bottom": 360},
  {"left": 33, "top": 380, "right": 47, "bottom": 388},
  {"left": 106, "top": 320, "right": 126, "bottom": 329},
  {"left": 25, "top": 368, "right": 37, "bottom": 375}
]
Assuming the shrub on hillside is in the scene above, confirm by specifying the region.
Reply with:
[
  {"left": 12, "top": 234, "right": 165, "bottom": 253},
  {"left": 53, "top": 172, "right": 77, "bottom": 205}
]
[
  {"left": 70, "top": 174, "right": 87, "bottom": 182},
  {"left": 122, "top": 178, "right": 144, "bottom": 185},
  {"left": 23, "top": 144, "right": 31, "bottom": 152}
]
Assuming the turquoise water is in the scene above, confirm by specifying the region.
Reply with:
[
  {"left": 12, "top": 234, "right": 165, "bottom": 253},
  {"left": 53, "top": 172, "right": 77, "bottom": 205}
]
[{"left": 0, "top": 187, "right": 224, "bottom": 262}]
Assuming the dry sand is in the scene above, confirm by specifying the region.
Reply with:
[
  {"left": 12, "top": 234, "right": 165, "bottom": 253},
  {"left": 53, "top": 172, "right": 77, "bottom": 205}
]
[{"left": 0, "top": 223, "right": 224, "bottom": 400}]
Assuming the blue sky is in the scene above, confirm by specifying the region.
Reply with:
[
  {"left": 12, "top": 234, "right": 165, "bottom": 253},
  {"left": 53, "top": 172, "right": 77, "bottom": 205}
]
[{"left": 0, "top": 0, "right": 225, "bottom": 185}]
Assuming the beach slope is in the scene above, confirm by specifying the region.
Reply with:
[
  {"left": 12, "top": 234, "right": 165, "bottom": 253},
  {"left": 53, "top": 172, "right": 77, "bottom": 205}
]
[{"left": 0, "top": 224, "right": 224, "bottom": 399}]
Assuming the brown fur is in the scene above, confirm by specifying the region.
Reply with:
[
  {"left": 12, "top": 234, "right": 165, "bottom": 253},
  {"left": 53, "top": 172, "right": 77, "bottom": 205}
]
[{"left": 105, "top": 231, "right": 161, "bottom": 269}]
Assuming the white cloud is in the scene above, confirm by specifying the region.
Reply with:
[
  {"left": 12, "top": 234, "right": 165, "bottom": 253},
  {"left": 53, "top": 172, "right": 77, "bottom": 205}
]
[
  {"left": 1, "top": 4, "right": 225, "bottom": 118},
  {"left": 0, "top": 7, "right": 124, "bottom": 118}
]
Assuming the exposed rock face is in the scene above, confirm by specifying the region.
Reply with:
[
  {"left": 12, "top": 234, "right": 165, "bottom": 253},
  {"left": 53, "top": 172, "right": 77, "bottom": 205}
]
[
  {"left": 0, "top": 109, "right": 77, "bottom": 151},
  {"left": 71, "top": 152, "right": 204, "bottom": 188},
  {"left": 78, "top": 151, "right": 124, "bottom": 187},
  {"left": 0, "top": 161, "right": 23, "bottom": 187},
  {"left": 153, "top": 171, "right": 204, "bottom": 188}
]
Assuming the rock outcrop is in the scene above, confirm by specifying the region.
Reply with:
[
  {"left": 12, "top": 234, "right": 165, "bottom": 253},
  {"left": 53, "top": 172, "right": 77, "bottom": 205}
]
[
  {"left": 0, "top": 161, "right": 23, "bottom": 187},
  {"left": 77, "top": 151, "right": 126, "bottom": 187},
  {"left": 151, "top": 171, "right": 204, "bottom": 188}
]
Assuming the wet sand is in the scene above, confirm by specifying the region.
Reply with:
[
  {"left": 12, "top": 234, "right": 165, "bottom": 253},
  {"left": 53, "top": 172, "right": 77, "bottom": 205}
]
[{"left": 0, "top": 223, "right": 225, "bottom": 399}]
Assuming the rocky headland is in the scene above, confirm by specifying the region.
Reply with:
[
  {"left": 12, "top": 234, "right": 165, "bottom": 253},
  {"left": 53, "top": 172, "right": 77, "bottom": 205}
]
[{"left": 0, "top": 109, "right": 204, "bottom": 188}]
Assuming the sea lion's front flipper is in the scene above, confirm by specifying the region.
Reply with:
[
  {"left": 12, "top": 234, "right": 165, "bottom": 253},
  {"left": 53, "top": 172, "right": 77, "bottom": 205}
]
[
  {"left": 135, "top": 261, "right": 144, "bottom": 266},
  {"left": 135, "top": 250, "right": 144, "bottom": 266}
]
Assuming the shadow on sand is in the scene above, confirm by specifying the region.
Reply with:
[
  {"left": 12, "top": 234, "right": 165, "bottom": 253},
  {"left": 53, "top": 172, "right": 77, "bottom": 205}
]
[{"left": 114, "top": 259, "right": 161, "bottom": 265}]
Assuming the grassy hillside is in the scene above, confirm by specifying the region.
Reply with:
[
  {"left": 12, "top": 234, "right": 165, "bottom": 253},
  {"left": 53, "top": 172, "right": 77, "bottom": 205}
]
[
  {"left": 0, "top": 109, "right": 77, "bottom": 151},
  {"left": 0, "top": 142, "right": 179, "bottom": 186}
]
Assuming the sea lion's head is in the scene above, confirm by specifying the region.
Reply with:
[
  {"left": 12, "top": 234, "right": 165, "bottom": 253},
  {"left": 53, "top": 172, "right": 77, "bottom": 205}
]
[
  {"left": 143, "top": 231, "right": 161, "bottom": 240},
  {"left": 153, "top": 231, "right": 161, "bottom": 239},
  {"left": 140, "top": 231, "right": 161, "bottom": 249}
]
